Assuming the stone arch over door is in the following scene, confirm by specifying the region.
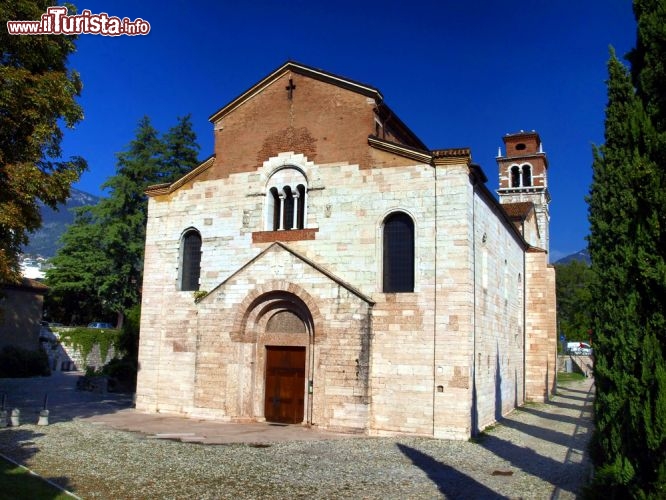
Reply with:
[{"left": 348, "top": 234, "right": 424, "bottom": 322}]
[{"left": 235, "top": 284, "right": 319, "bottom": 424}]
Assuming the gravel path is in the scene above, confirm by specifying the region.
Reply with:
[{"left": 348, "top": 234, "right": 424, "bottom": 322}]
[{"left": 0, "top": 374, "right": 594, "bottom": 499}]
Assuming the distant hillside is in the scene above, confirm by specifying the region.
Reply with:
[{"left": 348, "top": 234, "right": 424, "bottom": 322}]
[
  {"left": 22, "top": 188, "right": 100, "bottom": 258},
  {"left": 556, "top": 248, "right": 590, "bottom": 265}
]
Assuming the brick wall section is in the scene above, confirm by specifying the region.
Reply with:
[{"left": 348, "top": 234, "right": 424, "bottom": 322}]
[
  {"left": 205, "top": 72, "right": 377, "bottom": 180},
  {"left": 252, "top": 228, "right": 318, "bottom": 243},
  {"left": 524, "top": 249, "right": 557, "bottom": 401}
]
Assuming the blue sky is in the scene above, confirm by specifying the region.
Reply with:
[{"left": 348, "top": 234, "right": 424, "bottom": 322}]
[{"left": 53, "top": 0, "right": 636, "bottom": 262}]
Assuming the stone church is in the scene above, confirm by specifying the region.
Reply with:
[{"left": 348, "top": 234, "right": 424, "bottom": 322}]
[{"left": 136, "top": 61, "right": 556, "bottom": 439}]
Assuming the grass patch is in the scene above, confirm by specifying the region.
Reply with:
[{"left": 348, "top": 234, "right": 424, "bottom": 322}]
[
  {"left": 557, "top": 371, "right": 587, "bottom": 383},
  {"left": 470, "top": 423, "right": 499, "bottom": 443},
  {"left": 0, "top": 455, "right": 73, "bottom": 499}
]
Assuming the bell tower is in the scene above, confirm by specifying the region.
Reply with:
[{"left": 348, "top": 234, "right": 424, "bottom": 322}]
[{"left": 496, "top": 131, "right": 551, "bottom": 253}]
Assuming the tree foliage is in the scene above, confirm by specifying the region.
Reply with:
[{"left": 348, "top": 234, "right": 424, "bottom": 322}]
[
  {"left": 95, "top": 116, "right": 166, "bottom": 324},
  {"left": 588, "top": 1, "right": 666, "bottom": 495},
  {"left": 0, "top": 1, "right": 86, "bottom": 283},
  {"left": 554, "top": 260, "right": 593, "bottom": 345},
  {"left": 46, "top": 115, "right": 199, "bottom": 326},
  {"left": 45, "top": 207, "right": 111, "bottom": 325}
]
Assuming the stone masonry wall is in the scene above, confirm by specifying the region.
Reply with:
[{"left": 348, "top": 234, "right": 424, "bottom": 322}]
[
  {"left": 137, "top": 149, "right": 546, "bottom": 438},
  {"left": 524, "top": 250, "right": 557, "bottom": 401},
  {"left": 138, "top": 152, "right": 442, "bottom": 434},
  {"left": 471, "top": 191, "right": 525, "bottom": 433},
  {"left": 137, "top": 70, "right": 553, "bottom": 438}
]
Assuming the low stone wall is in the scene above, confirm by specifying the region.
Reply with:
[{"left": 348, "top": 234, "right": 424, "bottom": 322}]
[
  {"left": 41, "top": 327, "right": 116, "bottom": 372},
  {"left": 557, "top": 354, "right": 594, "bottom": 377},
  {"left": 61, "top": 342, "right": 116, "bottom": 372}
]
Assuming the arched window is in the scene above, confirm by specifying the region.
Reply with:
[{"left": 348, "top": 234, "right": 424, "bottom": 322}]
[
  {"left": 266, "top": 167, "right": 307, "bottom": 231},
  {"left": 296, "top": 184, "right": 306, "bottom": 229},
  {"left": 283, "top": 186, "right": 295, "bottom": 230},
  {"left": 180, "top": 230, "right": 201, "bottom": 291},
  {"left": 383, "top": 212, "right": 414, "bottom": 293},
  {"left": 510, "top": 166, "right": 520, "bottom": 188},
  {"left": 522, "top": 165, "right": 532, "bottom": 187},
  {"left": 269, "top": 187, "right": 281, "bottom": 231}
]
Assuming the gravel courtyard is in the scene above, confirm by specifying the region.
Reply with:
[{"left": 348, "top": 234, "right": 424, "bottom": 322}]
[{"left": 0, "top": 374, "right": 594, "bottom": 499}]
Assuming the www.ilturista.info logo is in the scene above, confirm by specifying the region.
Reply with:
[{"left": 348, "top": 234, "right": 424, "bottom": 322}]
[{"left": 6, "top": 6, "right": 150, "bottom": 36}]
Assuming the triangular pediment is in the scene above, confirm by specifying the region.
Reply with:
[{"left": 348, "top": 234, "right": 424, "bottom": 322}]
[
  {"left": 202, "top": 242, "right": 374, "bottom": 305},
  {"left": 208, "top": 61, "right": 383, "bottom": 123}
]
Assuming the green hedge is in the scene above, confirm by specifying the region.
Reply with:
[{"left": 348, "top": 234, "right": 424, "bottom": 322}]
[{"left": 0, "top": 345, "right": 51, "bottom": 378}]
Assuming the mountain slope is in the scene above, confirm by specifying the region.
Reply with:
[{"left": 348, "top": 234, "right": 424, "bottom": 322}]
[
  {"left": 555, "top": 248, "right": 590, "bottom": 265},
  {"left": 22, "top": 188, "right": 100, "bottom": 258}
]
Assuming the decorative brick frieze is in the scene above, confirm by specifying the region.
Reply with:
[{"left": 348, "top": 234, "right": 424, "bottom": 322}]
[{"left": 252, "top": 228, "right": 318, "bottom": 243}]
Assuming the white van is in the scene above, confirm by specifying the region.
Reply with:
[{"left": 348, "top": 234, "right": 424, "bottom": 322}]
[{"left": 567, "top": 342, "right": 592, "bottom": 355}]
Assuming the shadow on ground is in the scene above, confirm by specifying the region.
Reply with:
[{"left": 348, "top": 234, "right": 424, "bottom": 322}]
[
  {"left": 0, "top": 428, "right": 77, "bottom": 497},
  {"left": 398, "top": 444, "right": 509, "bottom": 499},
  {"left": 0, "top": 372, "right": 132, "bottom": 497},
  {"left": 0, "top": 372, "right": 133, "bottom": 425},
  {"left": 475, "top": 379, "right": 594, "bottom": 495}
]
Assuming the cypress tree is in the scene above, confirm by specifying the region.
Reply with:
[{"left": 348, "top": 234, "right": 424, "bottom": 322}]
[{"left": 588, "top": 1, "right": 666, "bottom": 494}]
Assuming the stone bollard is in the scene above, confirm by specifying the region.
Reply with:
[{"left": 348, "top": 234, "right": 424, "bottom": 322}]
[
  {"left": 37, "top": 409, "right": 50, "bottom": 426},
  {"left": 0, "top": 393, "right": 6, "bottom": 426},
  {"left": 10, "top": 408, "right": 20, "bottom": 427}
]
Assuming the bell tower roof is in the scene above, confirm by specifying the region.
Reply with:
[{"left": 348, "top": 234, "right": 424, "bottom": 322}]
[
  {"left": 502, "top": 131, "right": 544, "bottom": 157},
  {"left": 496, "top": 130, "right": 551, "bottom": 254}
]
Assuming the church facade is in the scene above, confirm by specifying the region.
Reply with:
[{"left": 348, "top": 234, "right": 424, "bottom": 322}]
[{"left": 136, "top": 61, "right": 556, "bottom": 439}]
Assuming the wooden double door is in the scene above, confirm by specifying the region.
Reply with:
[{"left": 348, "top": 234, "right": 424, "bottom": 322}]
[{"left": 264, "top": 346, "right": 306, "bottom": 424}]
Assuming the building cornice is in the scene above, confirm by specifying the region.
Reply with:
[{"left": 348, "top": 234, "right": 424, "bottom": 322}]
[
  {"left": 432, "top": 148, "right": 472, "bottom": 166},
  {"left": 145, "top": 156, "right": 216, "bottom": 197},
  {"left": 497, "top": 152, "right": 549, "bottom": 168},
  {"left": 367, "top": 136, "right": 432, "bottom": 164}
]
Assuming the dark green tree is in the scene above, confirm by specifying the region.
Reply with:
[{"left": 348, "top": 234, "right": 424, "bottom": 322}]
[
  {"left": 629, "top": 0, "right": 666, "bottom": 138},
  {"left": 47, "top": 116, "right": 200, "bottom": 327},
  {"left": 554, "top": 260, "right": 593, "bottom": 346},
  {"left": 45, "top": 207, "right": 112, "bottom": 325},
  {"left": 0, "top": 1, "right": 86, "bottom": 283},
  {"left": 95, "top": 117, "right": 164, "bottom": 328},
  {"left": 161, "top": 114, "right": 200, "bottom": 182},
  {"left": 587, "top": 1, "right": 666, "bottom": 490}
]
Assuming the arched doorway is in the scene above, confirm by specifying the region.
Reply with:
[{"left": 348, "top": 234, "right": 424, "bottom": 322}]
[{"left": 238, "top": 290, "right": 316, "bottom": 425}]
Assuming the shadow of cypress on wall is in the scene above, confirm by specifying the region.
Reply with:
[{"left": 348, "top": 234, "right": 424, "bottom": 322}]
[{"left": 495, "top": 347, "right": 503, "bottom": 422}]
